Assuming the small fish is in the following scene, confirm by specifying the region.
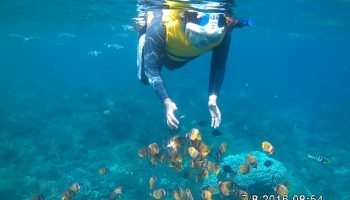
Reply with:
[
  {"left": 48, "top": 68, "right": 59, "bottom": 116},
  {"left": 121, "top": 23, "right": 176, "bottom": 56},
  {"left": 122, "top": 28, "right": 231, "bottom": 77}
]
[
  {"left": 61, "top": 190, "right": 74, "bottom": 200},
  {"left": 23, "top": 36, "right": 39, "bottom": 41},
  {"left": 218, "top": 181, "right": 235, "bottom": 196},
  {"left": 199, "top": 142, "right": 211, "bottom": 157},
  {"left": 274, "top": 183, "right": 288, "bottom": 196},
  {"left": 189, "top": 159, "right": 204, "bottom": 169},
  {"left": 104, "top": 43, "right": 124, "bottom": 49},
  {"left": 103, "top": 109, "right": 112, "bottom": 115},
  {"left": 211, "top": 129, "right": 223, "bottom": 136},
  {"left": 246, "top": 154, "right": 258, "bottom": 168},
  {"left": 201, "top": 189, "right": 213, "bottom": 200},
  {"left": 138, "top": 147, "right": 150, "bottom": 158},
  {"left": 170, "top": 151, "right": 183, "bottom": 163},
  {"left": 69, "top": 183, "right": 81, "bottom": 193},
  {"left": 281, "top": 181, "right": 290, "bottom": 188},
  {"left": 160, "top": 153, "right": 168, "bottom": 164},
  {"left": 219, "top": 143, "right": 228, "bottom": 153},
  {"left": 188, "top": 128, "right": 202, "bottom": 141},
  {"left": 185, "top": 188, "right": 194, "bottom": 200},
  {"left": 190, "top": 139, "right": 202, "bottom": 150},
  {"left": 148, "top": 143, "right": 160, "bottom": 156},
  {"left": 188, "top": 147, "right": 202, "bottom": 160},
  {"left": 307, "top": 154, "right": 330, "bottom": 165},
  {"left": 58, "top": 33, "right": 76, "bottom": 38},
  {"left": 168, "top": 135, "right": 186, "bottom": 150},
  {"left": 179, "top": 114, "right": 186, "bottom": 119},
  {"left": 114, "top": 186, "right": 123, "bottom": 195},
  {"left": 234, "top": 190, "right": 249, "bottom": 200},
  {"left": 108, "top": 186, "right": 122, "bottom": 200},
  {"left": 239, "top": 164, "right": 250, "bottom": 175},
  {"left": 262, "top": 141, "right": 275, "bottom": 155},
  {"left": 216, "top": 143, "right": 227, "bottom": 159},
  {"left": 200, "top": 168, "right": 209, "bottom": 179},
  {"left": 213, "top": 162, "right": 221, "bottom": 174},
  {"left": 201, "top": 160, "right": 209, "bottom": 169},
  {"left": 176, "top": 187, "right": 186, "bottom": 199},
  {"left": 122, "top": 24, "right": 134, "bottom": 31},
  {"left": 174, "top": 162, "right": 184, "bottom": 171},
  {"left": 31, "top": 195, "right": 44, "bottom": 200},
  {"left": 152, "top": 188, "right": 166, "bottom": 199},
  {"left": 169, "top": 160, "right": 176, "bottom": 168},
  {"left": 204, "top": 186, "right": 216, "bottom": 195},
  {"left": 173, "top": 190, "right": 182, "bottom": 200},
  {"left": 207, "top": 161, "right": 215, "bottom": 171},
  {"left": 98, "top": 167, "right": 109, "bottom": 175},
  {"left": 149, "top": 175, "right": 157, "bottom": 190},
  {"left": 168, "top": 148, "right": 177, "bottom": 159},
  {"left": 87, "top": 50, "right": 102, "bottom": 56},
  {"left": 201, "top": 160, "right": 213, "bottom": 171},
  {"left": 151, "top": 154, "right": 159, "bottom": 165}
]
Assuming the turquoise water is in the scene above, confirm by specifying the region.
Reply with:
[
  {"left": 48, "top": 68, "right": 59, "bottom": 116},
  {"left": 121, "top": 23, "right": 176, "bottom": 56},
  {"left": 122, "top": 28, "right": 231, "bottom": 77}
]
[{"left": 0, "top": 0, "right": 349, "bottom": 199}]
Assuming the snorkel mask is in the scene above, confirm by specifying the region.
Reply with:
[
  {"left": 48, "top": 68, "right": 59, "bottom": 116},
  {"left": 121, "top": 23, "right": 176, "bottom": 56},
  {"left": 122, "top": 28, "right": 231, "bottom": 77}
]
[{"left": 185, "top": 12, "right": 226, "bottom": 48}]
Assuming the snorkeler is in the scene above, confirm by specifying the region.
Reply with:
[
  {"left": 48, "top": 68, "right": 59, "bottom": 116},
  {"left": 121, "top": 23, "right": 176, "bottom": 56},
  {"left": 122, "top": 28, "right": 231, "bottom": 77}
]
[{"left": 135, "top": 1, "right": 252, "bottom": 130}]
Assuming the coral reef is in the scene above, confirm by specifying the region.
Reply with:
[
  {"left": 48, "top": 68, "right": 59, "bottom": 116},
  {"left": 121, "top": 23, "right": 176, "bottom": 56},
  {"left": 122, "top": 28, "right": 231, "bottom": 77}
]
[{"left": 204, "top": 151, "right": 287, "bottom": 194}]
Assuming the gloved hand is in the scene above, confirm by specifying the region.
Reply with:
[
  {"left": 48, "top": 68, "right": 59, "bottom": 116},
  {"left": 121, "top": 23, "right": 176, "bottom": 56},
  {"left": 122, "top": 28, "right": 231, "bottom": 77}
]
[
  {"left": 164, "top": 98, "right": 179, "bottom": 129},
  {"left": 208, "top": 94, "right": 221, "bottom": 129}
]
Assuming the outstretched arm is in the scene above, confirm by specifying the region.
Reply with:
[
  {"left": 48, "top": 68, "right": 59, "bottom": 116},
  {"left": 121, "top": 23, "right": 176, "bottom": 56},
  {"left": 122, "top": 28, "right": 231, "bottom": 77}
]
[
  {"left": 207, "top": 33, "right": 231, "bottom": 128},
  {"left": 143, "top": 13, "right": 168, "bottom": 101},
  {"left": 207, "top": 17, "right": 252, "bottom": 128},
  {"left": 143, "top": 12, "right": 179, "bottom": 129},
  {"left": 209, "top": 33, "right": 231, "bottom": 97}
]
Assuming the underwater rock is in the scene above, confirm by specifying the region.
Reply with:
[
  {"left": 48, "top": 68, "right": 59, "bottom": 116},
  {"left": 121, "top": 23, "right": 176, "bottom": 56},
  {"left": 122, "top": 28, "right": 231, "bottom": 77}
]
[{"left": 203, "top": 151, "right": 287, "bottom": 190}]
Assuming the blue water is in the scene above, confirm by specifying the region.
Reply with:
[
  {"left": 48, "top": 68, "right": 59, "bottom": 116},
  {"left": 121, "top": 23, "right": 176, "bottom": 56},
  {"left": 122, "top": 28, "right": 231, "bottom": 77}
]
[{"left": 0, "top": 0, "right": 349, "bottom": 199}]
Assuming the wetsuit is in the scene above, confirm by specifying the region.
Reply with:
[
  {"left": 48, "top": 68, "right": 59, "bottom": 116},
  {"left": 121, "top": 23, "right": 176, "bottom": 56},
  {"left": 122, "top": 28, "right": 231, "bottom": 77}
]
[{"left": 137, "top": 9, "right": 249, "bottom": 101}]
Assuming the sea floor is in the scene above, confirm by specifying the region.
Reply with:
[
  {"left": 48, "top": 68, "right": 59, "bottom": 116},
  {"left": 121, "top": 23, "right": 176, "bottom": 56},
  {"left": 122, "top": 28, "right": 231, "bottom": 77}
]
[{"left": 0, "top": 84, "right": 349, "bottom": 200}]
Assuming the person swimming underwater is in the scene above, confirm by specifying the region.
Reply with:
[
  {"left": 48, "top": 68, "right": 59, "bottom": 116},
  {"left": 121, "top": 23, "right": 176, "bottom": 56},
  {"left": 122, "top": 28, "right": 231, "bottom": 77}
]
[{"left": 135, "top": 1, "right": 252, "bottom": 130}]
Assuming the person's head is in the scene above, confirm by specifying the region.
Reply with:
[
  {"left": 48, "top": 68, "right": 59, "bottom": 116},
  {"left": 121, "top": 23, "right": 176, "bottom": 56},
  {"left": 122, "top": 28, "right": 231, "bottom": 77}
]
[
  {"left": 199, "top": 13, "right": 225, "bottom": 34},
  {"left": 184, "top": 12, "right": 226, "bottom": 48},
  {"left": 185, "top": 12, "right": 226, "bottom": 34}
]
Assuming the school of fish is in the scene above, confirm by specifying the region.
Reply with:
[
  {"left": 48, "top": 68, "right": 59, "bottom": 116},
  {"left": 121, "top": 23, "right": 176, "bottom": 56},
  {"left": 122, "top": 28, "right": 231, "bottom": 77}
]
[{"left": 32, "top": 128, "right": 293, "bottom": 200}]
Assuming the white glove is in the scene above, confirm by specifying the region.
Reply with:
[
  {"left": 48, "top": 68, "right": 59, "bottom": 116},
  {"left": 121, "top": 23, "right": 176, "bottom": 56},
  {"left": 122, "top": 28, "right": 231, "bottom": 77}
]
[
  {"left": 164, "top": 98, "right": 179, "bottom": 129},
  {"left": 208, "top": 94, "right": 221, "bottom": 129}
]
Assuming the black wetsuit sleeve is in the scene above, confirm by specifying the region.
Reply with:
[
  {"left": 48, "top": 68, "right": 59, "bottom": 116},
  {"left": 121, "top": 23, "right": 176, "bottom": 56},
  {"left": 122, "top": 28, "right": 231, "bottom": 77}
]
[
  {"left": 208, "top": 33, "right": 231, "bottom": 96},
  {"left": 143, "top": 13, "right": 169, "bottom": 101}
]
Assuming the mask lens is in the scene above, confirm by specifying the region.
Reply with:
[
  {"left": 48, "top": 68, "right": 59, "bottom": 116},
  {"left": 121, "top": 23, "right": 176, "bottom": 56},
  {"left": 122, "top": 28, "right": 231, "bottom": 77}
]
[
  {"left": 199, "top": 13, "right": 225, "bottom": 27},
  {"left": 199, "top": 14, "right": 209, "bottom": 26}
]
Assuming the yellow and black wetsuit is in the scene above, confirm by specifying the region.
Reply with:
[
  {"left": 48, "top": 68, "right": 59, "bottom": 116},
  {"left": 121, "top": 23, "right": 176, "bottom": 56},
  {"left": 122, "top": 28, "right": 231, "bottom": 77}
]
[{"left": 137, "top": 8, "right": 249, "bottom": 101}]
